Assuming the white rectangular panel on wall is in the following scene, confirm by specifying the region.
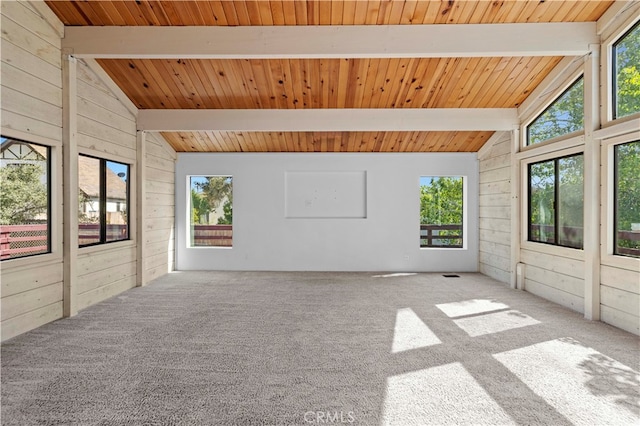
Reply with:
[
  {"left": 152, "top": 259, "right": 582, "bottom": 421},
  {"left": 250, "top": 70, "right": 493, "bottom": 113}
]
[{"left": 285, "top": 171, "right": 367, "bottom": 218}]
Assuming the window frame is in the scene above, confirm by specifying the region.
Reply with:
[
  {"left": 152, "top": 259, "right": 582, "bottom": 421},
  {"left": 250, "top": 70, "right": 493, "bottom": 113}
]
[
  {"left": 612, "top": 20, "right": 640, "bottom": 121},
  {"left": 188, "top": 175, "right": 233, "bottom": 249},
  {"left": 598, "top": 129, "right": 640, "bottom": 271},
  {"left": 525, "top": 75, "right": 585, "bottom": 147},
  {"left": 520, "top": 145, "right": 585, "bottom": 259},
  {"left": 0, "top": 136, "right": 52, "bottom": 261},
  {"left": 526, "top": 152, "right": 584, "bottom": 250},
  {"left": 601, "top": 14, "right": 640, "bottom": 125},
  {"left": 419, "top": 175, "right": 467, "bottom": 250},
  {"left": 610, "top": 136, "right": 640, "bottom": 259},
  {"left": 78, "top": 153, "right": 131, "bottom": 248}
]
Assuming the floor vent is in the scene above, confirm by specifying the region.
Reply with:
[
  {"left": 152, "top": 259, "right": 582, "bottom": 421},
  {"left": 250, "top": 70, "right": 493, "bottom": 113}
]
[{"left": 443, "top": 274, "right": 460, "bottom": 278}]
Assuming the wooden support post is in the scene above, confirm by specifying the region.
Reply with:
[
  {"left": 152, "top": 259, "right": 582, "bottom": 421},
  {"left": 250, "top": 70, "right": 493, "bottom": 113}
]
[
  {"left": 584, "top": 45, "right": 601, "bottom": 320},
  {"left": 136, "top": 130, "right": 147, "bottom": 287},
  {"left": 62, "top": 51, "right": 78, "bottom": 317},
  {"left": 510, "top": 128, "right": 522, "bottom": 290}
]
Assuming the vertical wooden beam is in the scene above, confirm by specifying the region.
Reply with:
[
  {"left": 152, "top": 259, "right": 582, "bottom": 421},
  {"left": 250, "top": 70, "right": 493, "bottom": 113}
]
[
  {"left": 136, "top": 130, "right": 147, "bottom": 286},
  {"left": 510, "top": 128, "right": 522, "bottom": 289},
  {"left": 62, "top": 51, "right": 78, "bottom": 317},
  {"left": 583, "top": 44, "right": 601, "bottom": 320}
]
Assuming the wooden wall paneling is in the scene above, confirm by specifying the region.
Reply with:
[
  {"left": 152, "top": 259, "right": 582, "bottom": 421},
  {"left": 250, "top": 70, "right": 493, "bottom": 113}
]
[
  {"left": 0, "top": 15, "right": 61, "bottom": 68},
  {"left": 1, "top": 283, "right": 62, "bottom": 323},
  {"left": 77, "top": 276, "right": 135, "bottom": 311},
  {"left": 79, "top": 258, "right": 137, "bottom": 295},
  {"left": 1, "top": 262, "right": 63, "bottom": 298},
  {"left": 1, "top": 41, "right": 61, "bottom": 88}
]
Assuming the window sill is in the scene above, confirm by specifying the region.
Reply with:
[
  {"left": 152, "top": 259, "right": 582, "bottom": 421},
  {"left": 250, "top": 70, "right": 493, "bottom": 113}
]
[
  {"left": 600, "top": 253, "right": 640, "bottom": 273},
  {"left": 187, "top": 246, "right": 233, "bottom": 250},
  {"left": 520, "top": 240, "right": 585, "bottom": 261},
  {"left": 0, "top": 252, "right": 63, "bottom": 272},
  {"left": 78, "top": 239, "right": 135, "bottom": 255},
  {"left": 420, "top": 247, "right": 467, "bottom": 251}
]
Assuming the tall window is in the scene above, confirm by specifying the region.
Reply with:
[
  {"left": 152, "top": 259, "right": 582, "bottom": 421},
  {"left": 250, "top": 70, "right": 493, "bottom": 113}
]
[
  {"left": 190, "top": 176, "right": 233, "bottom": 247},
  {"left": 614, "top": 141, "right": 640, "bottom": 258},
  {"left": 527, "top": 77, "right": 584, "bottom": 145},
  {"left": 419, "top": 176, "right": 463, "bottom": 248},
  {"left": 613, "top": 21, "right": 640, "bottom": 119},
  {"left": 0, "top": 137, "right": 50, "bottom": 260},
  {"left": 528, "top": 154, "right": 584, "bottom": 249},
  {"left": 78, "top": 155, "right": 129, "bottom": 246}
]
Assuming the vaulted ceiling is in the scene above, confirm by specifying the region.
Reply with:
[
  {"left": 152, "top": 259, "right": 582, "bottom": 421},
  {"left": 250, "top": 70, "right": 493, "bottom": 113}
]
[{"left": 46, "top": 1, "right": 615, "bottom": 153}]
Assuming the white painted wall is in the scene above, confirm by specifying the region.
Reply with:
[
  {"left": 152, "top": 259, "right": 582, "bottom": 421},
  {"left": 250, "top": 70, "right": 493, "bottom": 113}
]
[
  {"left": 478, "top": 132, "right": 512, "bottom": 284},
  {"left": 176, "top": 153, "right": 479, "bottom": 272},
  {"left": 1, "top": 1, "right": 64, "bottom": 340}
]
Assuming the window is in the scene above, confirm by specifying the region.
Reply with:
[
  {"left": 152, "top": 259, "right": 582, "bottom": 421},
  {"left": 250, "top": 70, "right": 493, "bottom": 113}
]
[
  {"left": 528, "top": 154, "right": 584, "bottom": 249},
  {"left": 420, "top": 176, "right": 463, "bottom": 248},
  {"left": 0, "top": 137, "right": 51, "bottom": 260},
  {"left": 527, "top": 77, "right": 584, "bottom": 145},
  {"left": 78, "top": 155, "right": 129, "bottom": 247},
  {"left": 614, "top": 140, "right": 640, "bottom": 258},
  {"left": 189, "top": 176, "right": 233, "bottom": 247},
  {"left": 613, "top": 21, "right": 640, "bottom": 119}
]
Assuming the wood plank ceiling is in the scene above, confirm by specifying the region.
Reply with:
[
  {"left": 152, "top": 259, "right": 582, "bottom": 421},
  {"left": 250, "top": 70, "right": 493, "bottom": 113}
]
[{"left": 46, "top": 1, "right": 614, "bottom": 153}]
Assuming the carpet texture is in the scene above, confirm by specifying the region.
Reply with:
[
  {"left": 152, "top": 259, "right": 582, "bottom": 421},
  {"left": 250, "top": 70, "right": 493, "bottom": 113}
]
[{"left": 1, "top": 271, "right": 639, "bottom": 425}]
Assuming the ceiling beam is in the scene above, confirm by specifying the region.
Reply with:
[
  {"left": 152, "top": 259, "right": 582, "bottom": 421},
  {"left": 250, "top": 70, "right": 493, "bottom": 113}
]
[
  {"left": 137, "top": 109, "right": 519, "bottom": 132},
  {"left": 64, "top": 23, "right": 598, "bottom": 59}
]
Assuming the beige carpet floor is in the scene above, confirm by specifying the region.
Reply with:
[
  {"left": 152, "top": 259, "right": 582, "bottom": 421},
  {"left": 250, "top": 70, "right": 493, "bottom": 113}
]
[{"left": 1, "top": 271, "right": 639, "bottom": 425}]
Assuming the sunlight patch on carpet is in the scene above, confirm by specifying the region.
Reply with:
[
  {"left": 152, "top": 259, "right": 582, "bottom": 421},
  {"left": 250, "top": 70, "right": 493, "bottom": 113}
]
[
  {"left": 391, "top": 308, "right": 441, "bottom": 353},
  {"left": 373, "top": 273, "right": 418, "bottom": 278},
  {"left": 494, "top": 338, "right": 640, "bottom": 426},
  {"left": 453, "top": 310, "right": 540, "bottom": 337},
  {"left": 436, "top": 299, "right": 510, "bottom": 318},
  {"left": 381, "top": 362, "right": 516, "bottom": 425}
]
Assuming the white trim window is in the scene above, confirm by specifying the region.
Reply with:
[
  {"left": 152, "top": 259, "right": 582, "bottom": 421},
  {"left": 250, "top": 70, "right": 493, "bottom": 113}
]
[
  {"left": 527, "top": 153, "right": 584, "bottom": 249},
  {"left": 0, "top": 137, "right": 51, "bottom": 260},
  {"left": 526, "top": 76, "right": 584, "bottom": 146},
  {"left": 78, "top": 154, "right": 130, "bottom": 247},
  {"left": 419, "top": 176, "right": 464, "bottom": 249},
  {"left": 189, "top": 175, "right": 233, "bottom": 248},
  {"left": 612, "top": 20, "right": 640, "bottom": 120},
  {"left": 613, "top": 140, "right": 640, "bottom": 258}
]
